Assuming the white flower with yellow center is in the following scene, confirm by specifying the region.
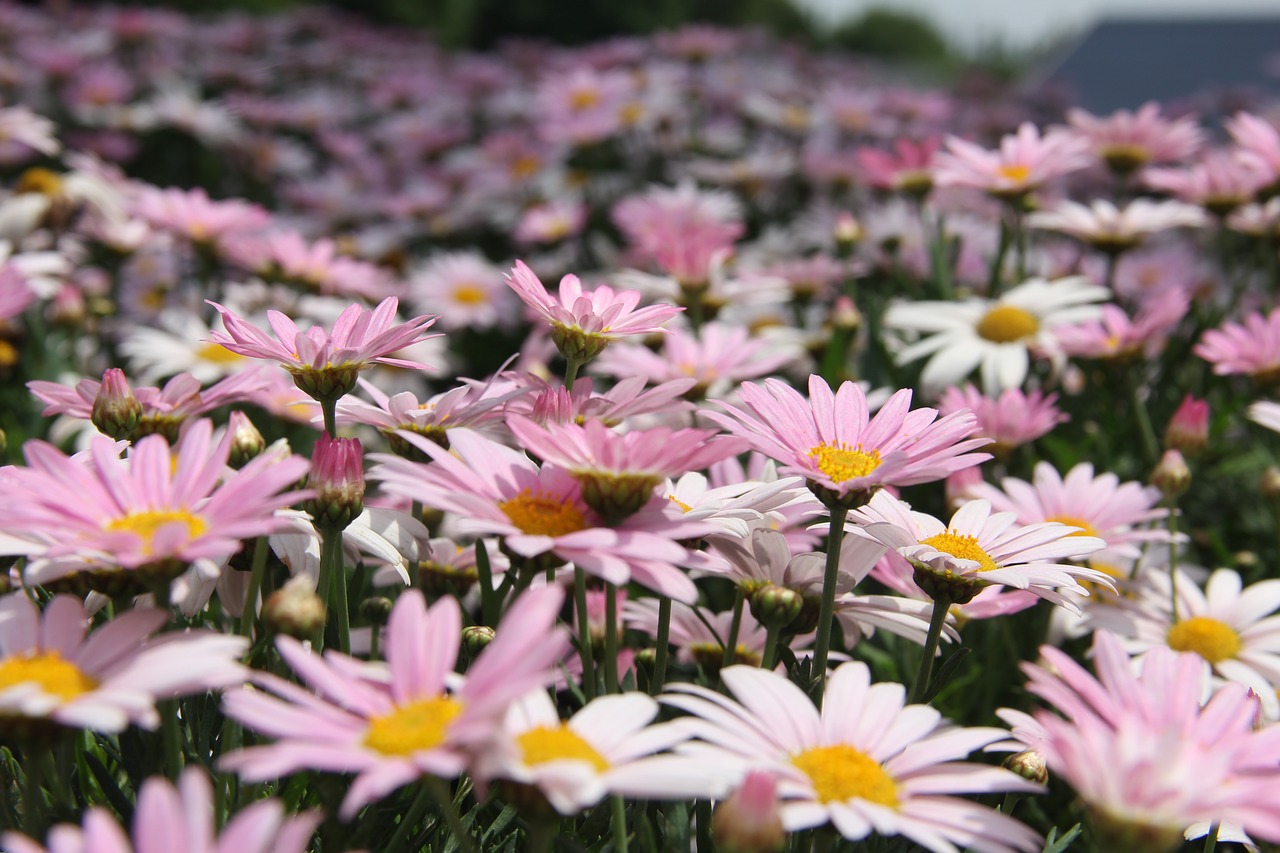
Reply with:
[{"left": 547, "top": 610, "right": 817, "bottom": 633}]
[{"left": 884, "top": 276, "right": 1109, "bottom": 392}]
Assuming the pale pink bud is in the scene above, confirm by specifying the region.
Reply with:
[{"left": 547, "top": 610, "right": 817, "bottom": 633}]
[
  {"left": 1164, "top": 394, "right": 1209, "bottom": 456},
  {"left": 304, "top": 433, "right": 365, "bottom": 530},
  {"left": 1151, "top": 448, "right": 1191, "bottom": 498},
  {"left": 712, "top": 770, "right": 785, "bottom": 853},
  {"left": 91, "top": 368, "right": 142, "bottom": 440}
]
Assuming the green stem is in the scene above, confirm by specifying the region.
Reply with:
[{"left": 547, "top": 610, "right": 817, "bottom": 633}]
[
  {"left": 988, "top": 214, "right": 1011, "bottom": 297},
  {"left": 1128, "top": 370, "right": 1159, "bottom": 466},
  {"left": 811, "top": 506, "right": 848, "bottom": 708},
  {"left": 1202, "top": 821, "right": 1220, "bottom": 853},
  {"left": 721, "top": 587, "right": 745, "bottom": 669},
  {"left": 237, "top": 536, "right": 270, "bottom": 639},
  {"left": 22, "top": 748, "right": 44, "bottom": 838},
  {"left": 162, "top": 698, "right": 184, "bottom": 777},
  {"left": 611, "top": 794, "right": 630, "bottom": 853},
  {"left": 999, "top": 792, "right": 1023, "bottom": 816},
  {"left": 1012, "top": 205, "right": 1028, "bottom": 282},
  {"left": 528, "top": 818, "right": 556, "bottom": 853},
  {"left": 650, "top": 597, "right": 671, "bottom": 696},
  {"left": 322, "top": 527, "right": 351, "bottom": 655},
  {"left": 687, "top": 295, "right": 705, "bottom": 333},
  {"left": 909, "top": 594, "right": 953, "bottom": 705},
  {"left": 573, "top": 567, "right": 597, "bottom": 701},
  {"left": 761, "top": 622, "right": 781, "bottom": 671},
  {"left": 695, "top": 800, "right": 711, "bottom": 853},
  {"left": 424, "top": 776, "right": 476, "bottom": 853},
  {"left": 1168, "top": 500, "right": 1181, "bottom": 623},
  {"left": 475, "top": 539, "right": 497, "bottom": 627},
  {"left": 321, "top": 398, "right": 337, "bottom": 438},
  {"left": 384, "top": 783, "right": 432, "bottom": 853},
  {"left": 563, "top": 357, "right": 583, "bottom": 388},
  {"left": 604, "top": 583, "right": 620, "bottom": 694}
]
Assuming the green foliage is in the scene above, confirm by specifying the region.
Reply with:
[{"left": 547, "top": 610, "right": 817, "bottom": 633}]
[{"left": 829, "top": 6, "right": 951, "bottom": 62}]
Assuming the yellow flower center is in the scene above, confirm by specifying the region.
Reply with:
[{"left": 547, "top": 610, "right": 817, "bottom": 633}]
[
  {"left": 195, "top": 342, "right": 246, "bottom": 365},
  {"left": 808, "top": 443, "right": 882, "bottom": 484},
  {"left": 15, "top": 167, "right": 63, "bottom": 197},
  {"left": 0, "top": 651, "right": 98, "bottom": 702},
  {"left": 997, "top": 163, "right": 1031, "bottom": 185},
  {"left": 510, "top": 154, "right": 541, "bottom": 180},
  {"left": 0, "top": 339, "right": 18, "bottom": 368},
  {"left": 976, "top": 305, "right": 1040, "bottom": 343},
  {"left": 918, "top": 531, "right": 1000, "bottom": 573},
  {"left": 667, "top": 495, "right": 693, "bottom": 513},
  {"left": 452, "top": 284, "right": 489, "bottom": 305},
  {"left": 105, "top": 509, "right": 208, "bottom": 554},
  {"left": 1045, "top": 515, "right": 1100, "bottom": 539},
  {"left": 364, "top": 696, "right": 464, "bottom": 756},
  {"left": 791, "top": 745, "right": 899, "bottom": 807},
  {"left": 499, "top": 489, "right": 588, "bottom": 537},
  {"left": 1167, "top": 617, "right": 1241, "bottom": 665},
  {"left": 569, "top": 89, "right": 601, "bottom": 111},
  {"left": 517, "top": 724, "right": 609, "bottom": 772}
]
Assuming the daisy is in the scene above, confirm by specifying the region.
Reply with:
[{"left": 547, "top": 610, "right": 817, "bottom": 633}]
[
  {"left": 1249, "top": 399, "right": 1280, "bottom": 434},
  {"left": 117, "top": 311, "right": 251, "bottom": 383},
  {"left": 0, "top": 593, "right": 248, "bottom": 736},
  {"left": 505, "top": 260, "right": 683, "bottom": 367},
  {"left": 662, "top": 662, "right": 1042, "bottom": 853},
  {"left": 221, "top": 587, "right": 568, "bottom": 819},
  {"left": 472, "top": 689, "right": 715, "bottom": 815},
  {"left": 853, "top": 490, "right": 1111, "bottom": 611},
  {"left": 0, "top": 418, "right": 310, "bottom": 595},
  {"left": 935, "top": 384, "right": 1066, "bottom": 458},
  {"left": 511, "top": 376, "right": 696, "bottom": 427},
  {"left": 405, "top": 251, "right": 517, "bottom": 332},
  {"left": 934, "top": 122, "right": 1092, "bottom": 200},
  {"left": 1066, "top": 102, "right": 1204, "bottom": 174},
  {"left": 206, "top": 297, "right": 439, "bottom": 406},
  {"left": 1, "top": 768, "right": 320, "bottom": 853},
  {"left": 131, "top": 185, "right": 269, "bottom": 247},
  {"left": 1027, "top": 198, "right": 1205, "bottom": 254},
  {"left": 1054, "top": 293, "right": 1189, "bottom": 362},
  {"left": 856, "top": 136, "right": 939, "bottom": 197},
  {"left": 1195, "top": 305, "right": 1280, "bottom": 382},
  {"left": 223, "top": 230, "right": 392, "bottom": 301},
  {"left": 663, "top": 470, "right": 819, "bottom": 547},
  {"left": 966, "top": 461, "right": 1173, "bottom": 561},
  {"left": 706, "top": 375, "right": 990, "bottom": 509},
  {"left": 1143, "top": 149, "right": 1269, "bottom": 217},
  {"left": 884, "top": 276, "right": 1109, "bottom": 392},
  {"left": 1226, "top": 110, "right": 1280, "bottom": 188},
  {"left": 0, "top": 105, "right": 59, "bottom": 159}
]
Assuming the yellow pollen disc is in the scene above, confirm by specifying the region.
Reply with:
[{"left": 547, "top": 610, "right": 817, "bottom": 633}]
[
  {"left": 1045, "top": 515, "right": 1101, "bottom": 539},
  {"left": 619, "top": 101, "right": 646, "bottom": 126},
  {"left": 105, "top": 509, "right": 208, "bottom": 554},
  {"left": 195, "top": 341, "right": 246, "bottom": 365},
  {"left": 791, "top": 745, "right": 899, "bottom": 807},
  {"left": 919, "top": 530, "right": 1000, "bottom": 573},
  {"left": 997, "top": 163, "right": 1031, "bottom": 184},
  {"left": 364, "top": 696, "right": 463, "bottom": 756},
  {"left": 452, "top": 284, "right": 489, "bottom": 305},
  {"left": 499, "top": 489, "right": 588, "bottom": 537},
  {"left": 15, "top": 167, "right": 63, "bottom": 197},
  {"left": 569, "top": 89, "right": 601, "bottom": 111},
  {"left": 808, "top": 443, "right": 882, "bottom": 484},
  {"left": 510, "top": 155, "right": 541, "bottom": 180},
  {"left": 667, "top": 495, "right": 693, "bottom": 513},
  {"left": 517, "top": 724, "right": 609, "bottom": 772},
  {"left": 0, "top": 339, "right": 17, "bottom": 368},
  {"left": 976, "top": 305, "right": 1040, "bottom": 343},
  {"left": 1167, "top": 617, "right": 1241, "bottom": 665},
  {"left": 0, "top": 651, "right": 98, "bottom": 701}
]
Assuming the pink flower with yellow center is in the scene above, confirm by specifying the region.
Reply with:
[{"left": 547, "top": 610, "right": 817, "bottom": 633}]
[
  {"left": 934, "top": 122, "right": 1092, "bottom": 199},
  {"left": 1195, "top": 305, "right": 1280, "bottom": 382},
  {"left": 707, "top": 375, "right": 990, "bottom": 508},
  {"left": 1067, "top": 102, "right": 1204, "bottom": 174},
  {"left": 221, "top": 587, "right": 567, "bottom": 820},
  {"left": 936, "top": 384, "right": 1066, "bottom": 458},
  {"left": 131, "top": 185, "right": 269, "bottom": 246}
]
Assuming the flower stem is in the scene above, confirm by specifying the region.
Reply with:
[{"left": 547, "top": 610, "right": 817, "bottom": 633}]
[
  {"left": 424, "top": 776, "right": 475, "bottom": 853},
  {"left": 475, "top": 539, "right": 497, "bottom": 627},
  {"left": 320, "top": 398, "right": 337, "bottom": 438},
  {"left": 563, "top": 356, "right": 583, "bottom": 388},
  {"left": 528, "top": 818, "right": 557, "bottom": 853},
  {"left": 611, "top": 794, "right": 630, "bottom": 853},
  {"left": 1202, "top": 821, "right": 1220, "bottom": 853},
  {"left": 909, "top": 594, "right": 953, "bottom": 705},
  {"left": 1168, "top": 499, "right": 1181, "bottom": 623},
  {"left": 321, "top": 526, "right": 350, "bottom": 655},
  {"left": 721, "top": 587, "right": 745, "bottom": 669},
  {"left": 574, "top": 566, "right": 597, "bottom": 701},
  {"left": 384, "top": 782, "right": 431, "bottom": 853},
  {"left": 761, "top": 622, "right": 781, "bottom": 671},
  {"left": 162, "top": 698, "right": 185, "bottom": 777},
  {"left": 649, "top": 596, "right": 671, "bottom": 696},
  {"left": 811, "top": 505, "right": 848, "bottom": 708},
  {"left": 604, "top": 583, "right": 620, "bottom": 694},
  {"left": 22, "top": 748, "right": 45, "bottom": 838},
  {"left": 237, "top": 536, "right": 269, "bottom": 639},
  {"left": 1127, "top": 370, "right": 1159, "bottom": 466}
]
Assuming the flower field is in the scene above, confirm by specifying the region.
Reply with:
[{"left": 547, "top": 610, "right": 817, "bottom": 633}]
[{"left": 2, "top": 3, "right": 1280, "bottom": 852}]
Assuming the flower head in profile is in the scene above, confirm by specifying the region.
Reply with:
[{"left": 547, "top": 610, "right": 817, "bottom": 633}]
[
  {"left": 1195, "top": 305, "right": 1280, "bottom": 383},
  {"left": 935, "top": 122, "right": 1092, "bottom": 200},
  {"left": 222, "top": 587, "right": 568, "bottom": 820},
  {"left": 1143, "top": 149, "right": 1269, "bottom": 217},
  {"left": 0, "top": 594, "right": 247, "bottom": 737},
  {"left": 505, "top": 260, "right": 682, "bottom": 365},
  {"left": 1027, "top": 198, "right": 1205, "bottom": 255},
  {"left": 1067, "top": 102, "right": 1204, "bottom": 175},
  {"left": 936, "top": 384, "right": 1066, "bottom": 459},
  {"left": 707, "top": 375, "right": 990, "bottom": 508},
  {"left": 2, "top": 767, "right": 319, "bottom": 853},
  {"left": 132, "top": 185, "right": 269, "bottom": 247},
  {"left": 206, "top": 297, "right": 439, "bottom": 403},
  {"left": 663, "top": 661, "right": 1042, "bottom": 853}
]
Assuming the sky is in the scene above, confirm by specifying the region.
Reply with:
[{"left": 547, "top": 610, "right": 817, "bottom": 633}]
[{"left": 794, "top": 0, "right": 1280, "bottom": 52}]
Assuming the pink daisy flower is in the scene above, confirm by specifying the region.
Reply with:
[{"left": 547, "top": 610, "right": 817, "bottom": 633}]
[
  {"left": 857, "top": 137, "right": 939, "bottom": 196},
  {"left": 662, "top": 661, "right": 1042, "bottom": 853},
  {"left": 131, "top": 185, "right": 269, "bottom": 247},
  {"left": 935, "top": 384, "right": 1066, "bottom": 458},
  {"left": 1055, "top": 293, "right": 1189, "bottom": 362},
  {"left": 934, "top": 122, "right": 1092, "bottom": 199},
  {"left": 1143, "top": 149, "right": 1270, "bottom": 217},
  {"left": 853, "top": 490, "right": 1111, "bottom": 610},
  {"left": 406, "top": 251, "right": 517, "bottom": 332},
  {"left": 505, "top": 260, "right": 683, "bottom": 366},
  {"left": 0, "top": 418, "right": 310, "bottom": 595},
  {"left": 2, "top": 768, "right": 319, "bottom": 853},
  {"left": 0, "top": 593, "right": 247, "bottom": 735},
  {"left": 368, "top": 429, "right": 711, "bottom": 602},
  {"left": 1226, "top": 110, "right": 1280, "bottom": 187},
  {"left": 707, "top": 375, "right": 990, "bottom": 509},
  {"left": 1066, "top": 102, "right": 1204, "bottom": 174},
  {"left": 223, "top": 230, "right": 393, "bottom": 301},
  {"left": 472, "top": 690, "right": 715, "bottom": 815},
  {"left": 221, "top": 587, "right": 568, "bottom": 820},
  {"left": 1195, "top": 305, "right": 1280, "bottom": 382},
  {"left": 206, "top": 297, "right": 439, "bottom": 404},
  {"left": 510, "top": 376, "right": 696, "bottom": 427}
]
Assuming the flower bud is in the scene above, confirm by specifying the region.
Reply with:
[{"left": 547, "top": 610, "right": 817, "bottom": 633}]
[
  {"left": 462, "top": 625, "right": 495, "bottom": 661},
  {"left": 1150, "top": 448, "right": 1190, "bottom": 499},
  {"left": 304, "top": 433, "right": 365, "bottom": 531},
  {"left": 1002, "top": 749, "right": 1049, "bottom": 785},
  {"left": 712, "top": 770, "right": 785, "bottom": 853},
  {"left": 833, "top": 211, "right": 863, "bottom": 250},
  {"left": 227, "top": 411, "right": 266, "bottom": 468},
  {"left": 360, "top": 596, "right": 394, "bottom": 626},
  {"left": 1262, "top": 466, "right": 1280, "bottom": 500},
  {"left": 831, "top": 295, "right": 861, "bottom": 332},
  {"left": 263, "top": 575, "right": 326, "bottom": 638},
  {"left": 91, "top": 368, "right": 143, "bottom": 440},
  {"left": 748, "top": 584, "right": 803, "bottom": 630},
  {"left": 1164, "top": 395, "right": 1209, "bottom": 456}
]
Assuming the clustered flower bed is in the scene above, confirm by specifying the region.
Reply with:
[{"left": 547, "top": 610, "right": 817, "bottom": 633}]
[{"left": 1, "top": 3, "right": 1279, "bottom": 852}]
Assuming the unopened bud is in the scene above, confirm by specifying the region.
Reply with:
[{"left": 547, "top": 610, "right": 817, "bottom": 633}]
[
  {"left": 360, "top": 596, "right": 393, "bottom": 625},
  {"left": 462, "top": 625, "right": 495, "bottom": 661},
  {"left": 304, "top": 433, "right": 365, "bottom": 531},
  {"left": 1150, "top": 448, "right": 1190, "bottom": 499},
  {"left": 1261, "top": 466, "right": 1280, "bottom": 500},
  {"left": 831, "top": 295, "right": 861, "bottom": 331},
  {"left": 91, "top": 368, "right": 143, "bottom": 440},
  {"left": 48, "top": 282, "right": 86, "bottom": 327},
  {"left": 1164, "top": 395, "right": 1209, "bottom": 456},
  {"left": 263, "top": 575, "right": 326, "bottom": 638},
  {"left": 712, "top": 770, "right": 785, "bottom": 853},
  {"left": 227, "top": 411, "right": 266, "bottom": 468},
  {"left": 1002, "top": 749, "right": 1049, "bottom": 785},
  {"left": 833, "top": 211, "right": 863, "bottom": 249},
  {"left": 748, "top": 584, "right": 803, "bottom": 630}
]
